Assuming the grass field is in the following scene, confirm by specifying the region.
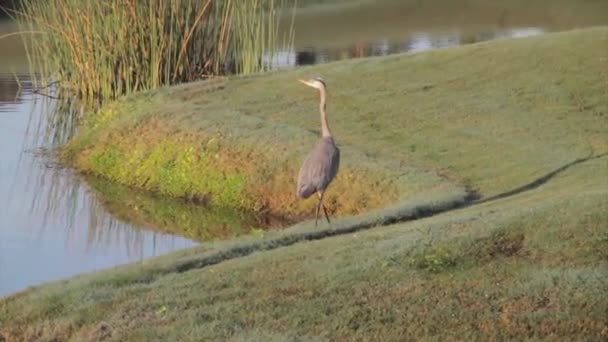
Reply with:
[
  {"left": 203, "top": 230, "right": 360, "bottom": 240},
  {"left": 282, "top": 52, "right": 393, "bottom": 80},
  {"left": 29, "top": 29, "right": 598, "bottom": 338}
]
[
  {"left": 61, "top": 25, "right": 607, "bottom": 221},
  {"left": 1, "top": 27, "right": 607, "bottom": 340}
]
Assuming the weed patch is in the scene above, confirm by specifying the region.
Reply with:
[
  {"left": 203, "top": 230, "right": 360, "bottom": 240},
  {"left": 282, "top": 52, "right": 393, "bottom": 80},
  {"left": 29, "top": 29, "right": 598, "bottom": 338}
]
[
  {"left": 404, "top": 226, "right": 526, "bottom": 274},
  {"left": 468, "top": 227, "right": 526, "bottom": 260},
  {"left": 407, "top": 243, "right": 462, "bottom": 273}
]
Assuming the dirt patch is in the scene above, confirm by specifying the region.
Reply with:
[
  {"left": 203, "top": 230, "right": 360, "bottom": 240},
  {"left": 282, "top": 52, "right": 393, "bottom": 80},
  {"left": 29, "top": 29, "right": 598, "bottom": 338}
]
[
  {"left": 87, "top": 321, "right": 113, "bottom": 341},
  {"left": 468, "top": 228, "right": 526, "bottom": 261}
]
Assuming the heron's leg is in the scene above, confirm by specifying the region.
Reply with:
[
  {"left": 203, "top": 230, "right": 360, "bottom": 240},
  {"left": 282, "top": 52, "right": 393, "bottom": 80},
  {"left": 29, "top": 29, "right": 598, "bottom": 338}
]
[
  {"left": 318, "top": 191, "right": 331, "bottom": 224},
  {"left": 322, "top": 203, "right": 331, "bottom": 224},
  {"left": 314, "top": 192, "right": 322, "bottom": 227}
]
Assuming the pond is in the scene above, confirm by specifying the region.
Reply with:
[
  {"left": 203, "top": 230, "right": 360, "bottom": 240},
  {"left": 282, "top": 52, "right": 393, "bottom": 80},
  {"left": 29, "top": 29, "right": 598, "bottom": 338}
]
[
  {"left": 268, "top": 0, "right": 608, "bottom": 67},
  {"left": 0, "top": 74, "right": 201, "bottom": 297},
  {"left": 1, "top": 0, "right": 607, "bottom": 298}
]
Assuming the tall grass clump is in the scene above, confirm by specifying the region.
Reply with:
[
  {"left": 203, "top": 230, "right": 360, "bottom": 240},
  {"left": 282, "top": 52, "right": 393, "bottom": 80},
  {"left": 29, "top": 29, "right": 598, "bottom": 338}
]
[{"left": 14, "top": 0, "right": 292, "bottom": 104}]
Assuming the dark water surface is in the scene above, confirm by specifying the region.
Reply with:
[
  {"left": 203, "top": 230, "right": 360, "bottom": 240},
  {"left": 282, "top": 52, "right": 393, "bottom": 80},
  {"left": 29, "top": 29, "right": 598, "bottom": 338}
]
[{"left": 267, "top": 0, "right": 608, "bottom": 67}]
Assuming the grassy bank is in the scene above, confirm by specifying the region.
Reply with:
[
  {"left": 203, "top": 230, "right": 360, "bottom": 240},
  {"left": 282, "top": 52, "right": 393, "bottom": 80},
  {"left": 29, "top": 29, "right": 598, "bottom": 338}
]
[
  {"left": 1, "top": 158, "right": 606, "bottom": 340},
  {"left": 62, "top": 26, "right": 606, "bottom": 221},
  {"left": 1, "top": 27, "right": 607, "bottom": 340}
]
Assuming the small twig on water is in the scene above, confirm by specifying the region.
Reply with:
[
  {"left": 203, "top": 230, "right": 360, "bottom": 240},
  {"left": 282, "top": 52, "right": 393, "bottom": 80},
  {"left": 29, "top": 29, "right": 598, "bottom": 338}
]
[
  {"left": 11, "top": 71, "right": 23, "bottom": 101},
  {"left": 35, "top": 80, "right": 60, "bottom": 90},
  {"left": 32, "top": 90, "right": 61, "bottom": 100}
]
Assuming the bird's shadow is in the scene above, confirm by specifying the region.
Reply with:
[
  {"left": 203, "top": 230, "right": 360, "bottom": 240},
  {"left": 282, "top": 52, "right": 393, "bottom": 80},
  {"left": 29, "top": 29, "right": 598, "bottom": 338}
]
[{"left": 474, "top": 152, "right": 607, "bottom": 205}]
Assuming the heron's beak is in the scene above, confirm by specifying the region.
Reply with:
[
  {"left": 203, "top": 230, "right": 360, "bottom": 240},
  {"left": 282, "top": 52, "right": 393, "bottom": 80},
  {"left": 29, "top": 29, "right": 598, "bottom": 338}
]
[{"left": 298, "top": 79, "right": 312, "bottom": 87}]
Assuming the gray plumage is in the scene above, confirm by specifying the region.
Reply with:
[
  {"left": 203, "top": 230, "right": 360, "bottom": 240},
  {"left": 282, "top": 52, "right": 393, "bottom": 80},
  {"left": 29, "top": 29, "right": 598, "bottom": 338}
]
[
  {"left": 297, "top": 137, "right": 340, "bottom": 199},
  {"left": 295, "top": 76, "right": 340, "bottom": 226}
]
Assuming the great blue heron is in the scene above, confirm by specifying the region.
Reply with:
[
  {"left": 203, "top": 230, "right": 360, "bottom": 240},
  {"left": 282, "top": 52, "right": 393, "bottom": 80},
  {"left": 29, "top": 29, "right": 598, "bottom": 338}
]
[{"left": 296, "top": 77, "right": 340, "bottom": 226}]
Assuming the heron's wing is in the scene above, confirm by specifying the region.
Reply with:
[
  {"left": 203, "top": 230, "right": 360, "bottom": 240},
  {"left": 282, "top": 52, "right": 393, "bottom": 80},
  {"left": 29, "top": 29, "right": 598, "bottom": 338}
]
[
  {"left": 328, "top": 143, "right": 340, "bottom": 183},
  {"left": 297, "top": 138, "right": 340, "bottom": 198}
]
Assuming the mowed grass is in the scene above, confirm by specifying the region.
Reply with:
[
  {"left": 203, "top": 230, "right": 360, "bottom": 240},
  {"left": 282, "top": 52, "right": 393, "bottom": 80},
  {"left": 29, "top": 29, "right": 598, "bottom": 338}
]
[
  {"left": 1, "top": 153, "right": 606, "bottom": 340},
  {"left": 63, "top": 26, "right": 607, "bottom": 223},
  {"left": 1, "top": 27, "right": 607, "bottom": 340}
]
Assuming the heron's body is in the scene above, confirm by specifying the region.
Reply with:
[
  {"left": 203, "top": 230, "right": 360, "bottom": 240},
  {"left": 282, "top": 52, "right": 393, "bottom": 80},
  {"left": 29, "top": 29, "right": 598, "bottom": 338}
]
[
  {"left": 296, "top": 76, "right": 340, "bottom": 226},
  {"left": 297, "top": 136, "right": 340, "bottom": 199}
]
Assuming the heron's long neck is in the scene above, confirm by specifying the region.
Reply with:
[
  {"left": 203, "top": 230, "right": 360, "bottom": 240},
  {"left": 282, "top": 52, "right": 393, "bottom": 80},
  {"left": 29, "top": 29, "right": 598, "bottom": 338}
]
[{"left": 319, "top": 87, "right": 331, "bottom": 137}]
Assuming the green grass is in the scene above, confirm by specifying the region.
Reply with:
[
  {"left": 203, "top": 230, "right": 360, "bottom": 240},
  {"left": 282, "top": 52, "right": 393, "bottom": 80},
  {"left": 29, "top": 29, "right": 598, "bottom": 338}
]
[
  {"left": 61, "top": 84, "right": 439, "bottom": 219},
  {"left": 1, "top": 27, "right": 607, "bottom": 340},
  {"left": 63, "top": 26, "right": 607, "bottom": 220},
  {"left": 1, "top": 157, "right": 606, "bottom": 340}
]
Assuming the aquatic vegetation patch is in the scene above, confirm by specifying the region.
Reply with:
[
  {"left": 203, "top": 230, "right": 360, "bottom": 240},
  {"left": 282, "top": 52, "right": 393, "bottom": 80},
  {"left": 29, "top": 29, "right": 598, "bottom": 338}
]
[{"left": 85, "top": 176, "right": 282, "bottom": 242}]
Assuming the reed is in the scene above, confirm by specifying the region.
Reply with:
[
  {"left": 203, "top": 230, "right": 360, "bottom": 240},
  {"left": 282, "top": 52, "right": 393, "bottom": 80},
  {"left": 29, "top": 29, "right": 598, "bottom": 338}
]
[{"left": 14, "top": 0, "right": 292, "bottom": 104}]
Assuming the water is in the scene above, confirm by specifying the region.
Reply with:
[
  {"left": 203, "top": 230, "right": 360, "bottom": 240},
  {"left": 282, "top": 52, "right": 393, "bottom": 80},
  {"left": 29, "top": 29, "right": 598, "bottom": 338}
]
[
  {"left": 269, "top": 26, "right": 549, "bottom": 67},
  {"left": 0, "top": 75, "right": 199, "bottom": 297},
  {"left": 267, "top": 0, "right": 608, "bottom": 68}
]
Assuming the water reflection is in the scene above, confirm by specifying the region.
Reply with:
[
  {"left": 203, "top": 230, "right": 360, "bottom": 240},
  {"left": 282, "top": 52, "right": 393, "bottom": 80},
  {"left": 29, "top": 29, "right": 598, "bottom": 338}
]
[
  {"left": 0, "top": 75, "right": 29, "bottom": 112},
  {"left": 0, "top": 76, "right": 198, "bottom": 297},
  {"left": 267, "top": 27, "right": 545, "bottom": 68},
  {"left": 84, "top": 175, "right": 282, "bottom": 242}
]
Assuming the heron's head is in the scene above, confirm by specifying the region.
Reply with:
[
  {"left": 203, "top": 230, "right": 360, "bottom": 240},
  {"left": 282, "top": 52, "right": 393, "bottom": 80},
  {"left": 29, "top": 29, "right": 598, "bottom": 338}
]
[{"left": 298, "top": 76, "right": 327, "bottom": 91}]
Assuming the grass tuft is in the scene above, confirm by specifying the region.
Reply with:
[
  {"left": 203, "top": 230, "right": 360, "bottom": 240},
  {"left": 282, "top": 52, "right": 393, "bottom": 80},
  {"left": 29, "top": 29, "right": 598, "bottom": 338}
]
[
  {"left": 14, "top": 0, "right": 292, "bottom": 104},
  {"left": 473, "top": 227, "right": 525, "bottom": 259}
]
